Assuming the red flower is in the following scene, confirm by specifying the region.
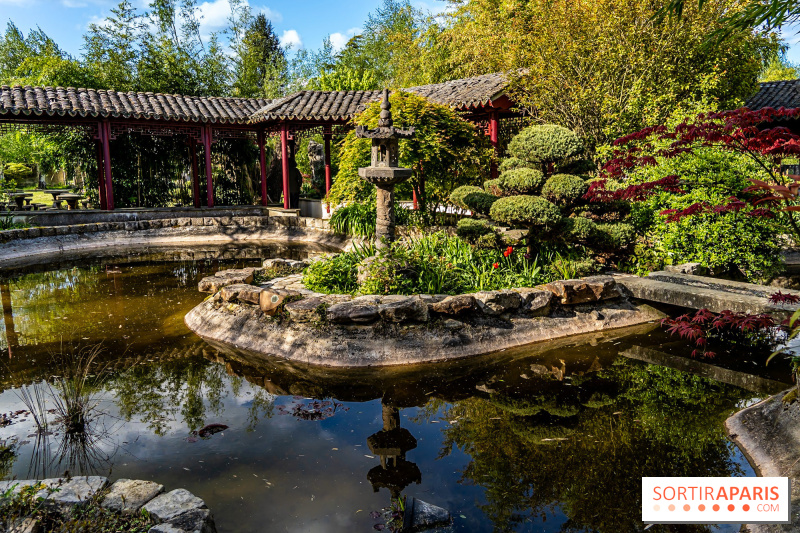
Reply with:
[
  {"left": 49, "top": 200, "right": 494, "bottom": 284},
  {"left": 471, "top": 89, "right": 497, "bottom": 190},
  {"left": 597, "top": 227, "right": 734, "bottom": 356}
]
[
  {"left": 503, "top": 246, "right": 513, "bottom": 257},
  {"left": 492, "top": 262, "right": 499, "bottom": 269}
]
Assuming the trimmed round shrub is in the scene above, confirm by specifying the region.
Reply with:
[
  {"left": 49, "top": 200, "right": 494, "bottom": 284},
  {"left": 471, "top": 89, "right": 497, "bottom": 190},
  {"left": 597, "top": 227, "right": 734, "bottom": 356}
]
[
  {"left": 449, "top": 185, "right": 498, "bottom": 215},
  {"left": 557, "top": 158, "right": 597, "bottom": 175},
  {"left": 483, "top": 178, "right": 503, "bottom": 196},
  {"left": 561, "top": 216, "right": 596, "bottom": 243},
  {"left": 508, "top": 124, "right": 583, "bottom": 166},
  {"left": 489, "top": 195, "right": 562, "bottom": 230},
  {"left": 595, "top": 222, "right": 636, "bottom": 250},
  {"left": 541, "top": 173, "right": 589, "bottom": 207},
  {"left": 499, "top": 157, "right": 534, "bottom": 173},
  {"left": 497, "top": 168, "right": 545, "bottom": 196},
  {"left": 456, "top": 218, "right": 495, "bottom": 240},
  {"left": 3, "top": 162, "right": 33, "bottom": 181}
]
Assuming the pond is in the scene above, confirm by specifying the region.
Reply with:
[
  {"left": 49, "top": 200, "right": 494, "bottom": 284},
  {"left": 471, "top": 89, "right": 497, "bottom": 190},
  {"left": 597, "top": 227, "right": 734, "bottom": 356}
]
[{"left": 0, "top": 243, "right": 790, "bottom": 533}]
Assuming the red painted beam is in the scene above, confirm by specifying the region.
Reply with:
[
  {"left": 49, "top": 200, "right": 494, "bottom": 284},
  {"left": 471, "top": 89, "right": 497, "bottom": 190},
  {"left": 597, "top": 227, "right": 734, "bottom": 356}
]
[
  {"left": 101, "top": 120, "right": 114, "bottom": 210},
  {"left": 189, "top": 140, "right": 200, "bottom": 208},
  {"left": 95, "top": 135, "right": 107, "bottom": 211},
  {"left": 489, "top": 111, "right": 499, "bottom": 180}
]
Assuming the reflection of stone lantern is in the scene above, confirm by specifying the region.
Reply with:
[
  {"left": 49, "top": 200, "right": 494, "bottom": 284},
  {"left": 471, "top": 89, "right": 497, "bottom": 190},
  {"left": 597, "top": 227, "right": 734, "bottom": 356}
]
[
  {"left": 357, "top": 89, "right": 415, "bottom": 249},
  {"left": 366, "top": 402, "right": 421, "bottom": 499}
]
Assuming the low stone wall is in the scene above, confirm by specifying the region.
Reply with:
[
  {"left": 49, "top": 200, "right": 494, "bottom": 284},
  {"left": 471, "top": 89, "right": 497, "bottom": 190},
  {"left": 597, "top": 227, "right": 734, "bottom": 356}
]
[
  {"left": 0, "top": 215, "right": 346, "bottom": 269},
  {"left": 0, "top": 476, "right": 216, "bottom": 533},
  {"left": 186, "top": 263, "right": 666, "bottom": 367}
]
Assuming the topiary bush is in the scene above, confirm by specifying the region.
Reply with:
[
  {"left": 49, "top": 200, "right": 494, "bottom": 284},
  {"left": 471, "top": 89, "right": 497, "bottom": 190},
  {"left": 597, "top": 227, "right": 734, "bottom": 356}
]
[
  {"left": 507, "top": 124, "right": 584, "bottom": 173},
  {"left": 560, "top": 216, "right": 596, "bottom": 243},
  {"left": 495, "top": 168, "right": 545, "bottom": 196},
  {"left": 449, "top": 185, "right": 498, "bottom": 215},
  {"left": 499, "top": 157, "right": 535, "bottom": 172},
  {"left": 541, "top": 173, "right": 588, "bottom": 207},
  {"left": 489, "top": 195, "right": 562, "bottom": 230},
  {"left": 594, "top": 222, "right": 636, "bottom": 250}
]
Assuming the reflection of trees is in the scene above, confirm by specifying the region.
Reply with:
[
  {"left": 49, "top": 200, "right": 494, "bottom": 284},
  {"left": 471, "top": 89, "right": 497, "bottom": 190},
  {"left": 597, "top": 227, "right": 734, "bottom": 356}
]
[
  {"left": 108, "top": 358, "right": 227, "bottom": 435},
  {"left": 430, "top": 359, "right": 752, "bottom": 533}
]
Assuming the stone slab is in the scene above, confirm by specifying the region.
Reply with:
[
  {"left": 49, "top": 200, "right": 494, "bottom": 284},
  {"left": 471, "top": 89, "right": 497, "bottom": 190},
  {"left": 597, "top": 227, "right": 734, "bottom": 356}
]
[
  {"left": 142, "top": 488, "right": 207, "bottom": 522},
  {"left": 148, "top": 509, "right": 216, "bottom": 533},
  {"left": 37, "top": 476, "right": 108, "bottom": 508},
  {"left": 102, "top": 478, "right": 164, "bottom": 514}
]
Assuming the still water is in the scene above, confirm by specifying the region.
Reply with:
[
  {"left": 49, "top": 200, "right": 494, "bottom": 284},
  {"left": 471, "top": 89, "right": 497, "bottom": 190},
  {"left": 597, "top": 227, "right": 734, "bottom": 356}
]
[{"left": 0, "top": 243, "right": 788, "bottom": 532}]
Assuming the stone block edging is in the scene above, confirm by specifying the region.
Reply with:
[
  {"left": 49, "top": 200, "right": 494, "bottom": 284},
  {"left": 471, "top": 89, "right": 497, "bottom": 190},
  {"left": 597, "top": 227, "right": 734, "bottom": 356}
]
[
  {"left": 0, "top": 477, "right": 216, "bottom": 532},
  {"left": 186, "top": 263, "right": 666, "bottom": 367}
]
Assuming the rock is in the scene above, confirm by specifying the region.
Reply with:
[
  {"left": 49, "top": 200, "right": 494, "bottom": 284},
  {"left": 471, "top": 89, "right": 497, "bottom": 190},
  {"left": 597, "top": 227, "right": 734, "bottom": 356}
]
[
  {"left": 404, "top": 498, "right": 451, "bottom": 532},
  {"left": 665, "top": 262, "right": 708, "bottom": 276},
  {"left": 142, "top": 489, "right": 207, "bottom": 523},
  {"left": 378, "top": 296, "right": 428, "bottom": 323},
  {"left": 102, "top": 479, "right": 163, "bottom": 514},
  {"left": 262, "top": 258, "right": 306, "bottom": 271},
  {"left": 515, "top": 288, "right": 554, "bottom": 317},
  {"left": 431, "top": 294, "right": 477, "bottom": 315},
  {"left": 148, "top": 509, "right": 216, "bottom": 533},
  {"left": 284, "top": 295, "right": 353, "bottom": 323},
  {"left": 473, "top": 290, "right": 523, "bottom": 316},
  {"left": 220, "top": 284, "right": 263, "bottom": 305},
  {"left": 7, "top": 518, "right": 39, "bottom": 533},
  {"left": 542, "top": 276, "right": 619, "bottom": 305},
  {"left": 39, "top": 476, "right": 108, "bottom": 508},
  {"left": 442, "top": 319, "right": 463, "bottom": 330},
  {"left": 198, "top": 268, "right": 256, "bottom": 293},
  {"left": 351, "top": 294, "right": 382, "bottom": 306},
  {"left": 259, "top": 289, "right": 299, "bottom": 315},
  {"left": 327, "top": 301, "right": 380, "bottom": 324}
]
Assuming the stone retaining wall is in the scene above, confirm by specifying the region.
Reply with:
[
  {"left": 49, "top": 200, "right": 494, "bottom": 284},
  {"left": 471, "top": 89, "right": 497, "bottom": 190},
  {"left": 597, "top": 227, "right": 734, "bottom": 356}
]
[
  {"left": 0, "top": 216, "right": 347, "bottom": 270},
  {"left": 186, "top": 261, "right": 666, "bottom": 367},
  {"left": 0, "top": 476, "right": 216, "bottom": 533}
]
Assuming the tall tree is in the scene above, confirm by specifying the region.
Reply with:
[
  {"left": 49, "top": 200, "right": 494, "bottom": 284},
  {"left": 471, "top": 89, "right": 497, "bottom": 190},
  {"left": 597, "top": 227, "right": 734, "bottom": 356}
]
[
  {"left": 231, "top": 12, "right": 286, "bottom": 98},
  {"left": 83, "top": 1, "right": 143, "bottom": 91}
]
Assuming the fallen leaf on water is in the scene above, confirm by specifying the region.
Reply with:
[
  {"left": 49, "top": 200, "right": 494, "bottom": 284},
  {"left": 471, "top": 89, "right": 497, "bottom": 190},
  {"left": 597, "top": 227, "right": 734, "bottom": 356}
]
[{"left": 364, "top": 454, "right": 375, "bottom": 458}]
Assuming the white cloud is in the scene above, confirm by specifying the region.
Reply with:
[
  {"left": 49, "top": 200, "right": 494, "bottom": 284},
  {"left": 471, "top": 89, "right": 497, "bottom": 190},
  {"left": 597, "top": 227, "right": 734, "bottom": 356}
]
[
  {"left": 280, "top": 29, "right": 302, "bottom": 50},
  {"left": 257, "top": 6, "right": 282, "bottom": 24},
  {"left": 197, "top": 0, "right": 234, "bottom": 31},
  {"left": 329, "top": 27, "right": 360, "bottom": 52},
  {"left": 62, "top": 0, "right": 88, "bottom": 7}
]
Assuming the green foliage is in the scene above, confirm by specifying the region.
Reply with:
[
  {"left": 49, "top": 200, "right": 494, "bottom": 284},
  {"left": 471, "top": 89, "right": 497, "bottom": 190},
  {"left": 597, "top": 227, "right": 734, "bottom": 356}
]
[
  {"left": 456, "top": 218, "right": 496, "bottom": 241},
  {"left": 540, "top": 173, "right": 588, "bottom": 207},
  {"left": 330, "top": 203, "right": 378, "bottom": 238},
  {"left": 498, "top": 157, "right": 534, "bottom": 173},
  {"left": 327, "top": 91, "right": 491, "bottom": 218},
  {"left": 487, "top": 168, "right": 545, "bottom": 196},
  {"left": 760, "top": 50, "right": 799, "bottom": 82},
  {"left": 560, "top": 216, "right": 596, "bottom": 243},
  {"left": 230, "top": 9, "right": 287, "bottom": 98},
  {"left": 489, "top": 195, "right": 562, "bottom": 230},
  {"left": 507, "top": 125, "right": 584, "bottom": 172},
  {"left": 303, "top": 244, "right": 376, "bottom": 294},
  {"left": 595, "top": 222, "right": 637, "bottom": 250},
  {"left": 449, "top": 185, "right": 498, "bottom": 215},
  {"left": 3, "top": 162, "right": 33, "bottom": 181}
]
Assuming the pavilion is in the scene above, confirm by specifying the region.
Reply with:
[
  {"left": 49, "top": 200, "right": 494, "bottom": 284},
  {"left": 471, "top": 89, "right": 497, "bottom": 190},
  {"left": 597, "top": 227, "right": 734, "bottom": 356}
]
[{"left": 0, "top": 73, "right": 521, "bottom": 211}]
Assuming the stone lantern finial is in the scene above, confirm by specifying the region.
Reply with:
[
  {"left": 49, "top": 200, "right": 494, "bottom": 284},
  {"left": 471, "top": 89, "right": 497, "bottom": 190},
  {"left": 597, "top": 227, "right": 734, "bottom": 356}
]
[{"left": 378, "top": 88, "right": 392, "bottom": 128}]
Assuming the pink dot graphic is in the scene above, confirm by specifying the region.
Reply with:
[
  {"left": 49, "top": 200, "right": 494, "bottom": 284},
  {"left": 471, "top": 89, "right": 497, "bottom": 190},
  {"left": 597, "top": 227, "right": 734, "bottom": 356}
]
[
  {"left": 683, "top": 504, "right": 691, "bottom": 512},
  {"left": 713, "top": 504, "right": 720, "bottom": 511},
  {"left": 668, "top": 504, "right": 676, "bottom": 512},
  {"left": 653, "top": 505, "right": 661, "bottom": 512},
  {"left": 743, "top": 504, "right": 750, "bottom": 512},
  {"left": 728, "top": 504, "right": 735, "bottom": 512},
  {"left": 698, "top": 504, "right": 706, "bottom": 511}
]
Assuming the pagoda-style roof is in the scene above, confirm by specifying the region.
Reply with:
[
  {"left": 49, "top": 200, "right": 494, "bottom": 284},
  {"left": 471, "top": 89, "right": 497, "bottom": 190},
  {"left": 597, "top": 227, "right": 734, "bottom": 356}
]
[
  {"left": 0, "top": 85, "right": 270, "bottom": 124},
  {"left": 745, "top": 79, "right": 800, "bottom": 110},
  {"left": 250, "top": 72, "right": 511, "bottom": 122},
  {"left": 0, "top": 72, "right": 513, "bottom": 127}
]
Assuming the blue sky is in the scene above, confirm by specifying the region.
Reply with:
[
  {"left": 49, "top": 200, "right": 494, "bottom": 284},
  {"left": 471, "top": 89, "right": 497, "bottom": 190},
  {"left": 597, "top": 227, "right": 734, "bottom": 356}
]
[
  {"left": 0, "top": 0, "right": 449, "bottom": 58},
  {"left": 2, "top": 1, "right": 799, "bottom": 67}
]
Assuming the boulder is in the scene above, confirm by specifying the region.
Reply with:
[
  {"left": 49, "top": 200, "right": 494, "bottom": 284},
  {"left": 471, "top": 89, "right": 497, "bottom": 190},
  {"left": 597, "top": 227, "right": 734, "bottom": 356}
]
[
  {"left": 404, "top": 498, "right": 451, "bottom": 532},
  {"left": 431, "top": 295, "right": 477, "bottom": 315},
  {"left": 473, "top": 290, "right": 523, "bottom": 316},
  {"left": 198, "top": 268, "right": 256, "bottom": 293},
  {"left": 102, "top": 479, "right": 163, "bottom": 514},
  {"left": 515, "top": 288, "right": 554, "bottom": 317},
  {"left": 665, "top": 262, "right": 708, "bottom": 276},
  {"left": 378, "top": 296, "right": 428, "bottom": 323},
  {"left": 142, "top": 488, "right": 207, "bottom": 523},
  {"left": 147, "top": 508, "right": 216, "bottom": 533},
  {"left": 327, "top": 301, "right": 380, "bottom": 324},
  {"left": 220, "top": 284, "right": 263, "bottom": 305},
  {"left": 259, "top": 289, "right": 300, "bottom": 315},
  {"left": 542, "top": 276, "right": 619, "bottom": 305},
  {"left": 38, "top": 476, "right": 108, "bottom": 509},
  {"left": 262, "top": 258, "right": 307, "bottom": 271},
  {"left": 285, "top": 295, "right": 351, "bottom": 322}
]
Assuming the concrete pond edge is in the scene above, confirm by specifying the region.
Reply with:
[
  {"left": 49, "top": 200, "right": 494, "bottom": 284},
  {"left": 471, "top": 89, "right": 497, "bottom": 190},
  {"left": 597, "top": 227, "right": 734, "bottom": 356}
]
[
  {"left": 0, "top": 476, "right": 216, "bottom": 533},
  {"left": 726, "top": 390, "right": 800, "bottom": 532},
  {"left": 185, "top": 262, "right": 667, "bottom": 367}
]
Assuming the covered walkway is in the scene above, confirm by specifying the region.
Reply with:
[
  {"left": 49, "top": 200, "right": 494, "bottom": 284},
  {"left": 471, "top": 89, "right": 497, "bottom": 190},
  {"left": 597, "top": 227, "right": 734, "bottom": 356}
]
[{"left": 0, "top": 73, "right": 522, "bottom": 211}]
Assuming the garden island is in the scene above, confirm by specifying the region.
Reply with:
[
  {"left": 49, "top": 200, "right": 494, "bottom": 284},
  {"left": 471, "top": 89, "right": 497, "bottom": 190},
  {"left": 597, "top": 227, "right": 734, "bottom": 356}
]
[{"left": 2, "top": 0, "right": 800, "bottom": 531}]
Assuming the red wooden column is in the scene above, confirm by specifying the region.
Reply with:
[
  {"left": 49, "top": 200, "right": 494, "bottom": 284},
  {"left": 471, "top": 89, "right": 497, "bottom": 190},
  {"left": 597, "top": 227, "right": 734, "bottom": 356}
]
[
  {"left": 323, "top": 131, "right": 332, "bottom": 196},
  {"left": 95, "top": 135, "right": 107, "bottom": 211},
  {"left": 189, "top": 139, "right": 201, "bottom": 208},
  {"left": 280, "top": 123, "right": 290, "bottom": 209},
  {"left": 258, "top": 129, "right": 268, "bottom": 206},
  {"left": 101, "top": 120, "right": 114, "bottom": 210},
  {"left": 203, "top": 124, "right": 214, "bottom": 208},
  {"left": 489, "top": 110, "right": 500, "bottom": 180}
]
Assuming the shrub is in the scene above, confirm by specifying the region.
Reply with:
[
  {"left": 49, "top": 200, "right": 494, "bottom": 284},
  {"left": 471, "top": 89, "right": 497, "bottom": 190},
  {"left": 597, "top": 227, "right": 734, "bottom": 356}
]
[
  {"left": 560, "top": 216, "right": 596, "bottom": 243},
  {"left": 507, "top": 124, "right": 584, "bottom": 172},
  {"left": 456, "top": 217, "right": 496, "bottom": 240},
  {"left": 330, "top": 203, "right": 378, "bottom": 237},
  {"left": 557, "top": 158, "right": 596, "bottom": 175},
  {"left": 499, "top": 157, "right": 534, "bottom": 172},
  {"left": 303, "top": 247, "right": 373, "bottom": 293},
  {"left": 3, "top": 162, "right": 33, "bottom": 182},
  {"left": 449, "top": 185, "right": 498, "bottom": 215},
  {"left": 489, "top": 195, "right": 562, "bottom": 230},
  {"left": 541, "top": 173, "right": 588, "bottom": 207},
  {"left": 595, "top": 222, "right": 636, "bottom": 250},
  {"left": 495, "top": 168, "right": 545, "bottom": 196}
]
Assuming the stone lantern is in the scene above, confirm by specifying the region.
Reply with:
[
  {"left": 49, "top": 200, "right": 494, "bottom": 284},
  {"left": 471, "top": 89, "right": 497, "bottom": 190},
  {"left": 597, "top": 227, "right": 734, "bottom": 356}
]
[{"left": 357, "top": 89, "right": 415, "bottom": 249}]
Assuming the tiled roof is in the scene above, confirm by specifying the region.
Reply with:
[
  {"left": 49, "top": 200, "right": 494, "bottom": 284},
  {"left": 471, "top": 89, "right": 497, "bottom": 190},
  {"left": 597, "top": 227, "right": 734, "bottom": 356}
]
[
  {"left": 0, "top": 85, "right": 271, "bottom": 124},
  {"left": 251, "top": 72, "right": 510, "bottom": 121},
  {"left": 745, "top": 79, "right": 800, "bottom": 110}
]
